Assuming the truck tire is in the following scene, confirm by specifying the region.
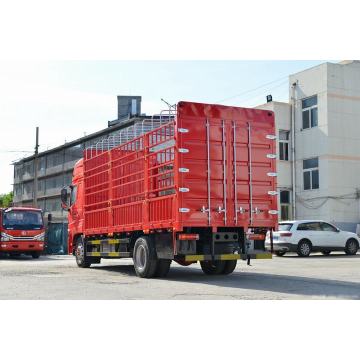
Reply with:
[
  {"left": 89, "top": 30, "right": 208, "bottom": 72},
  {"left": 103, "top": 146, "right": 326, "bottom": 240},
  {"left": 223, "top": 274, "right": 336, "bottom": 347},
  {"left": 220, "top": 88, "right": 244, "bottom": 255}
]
[
  {"left": 133, "top": 236, "right": 158, "bottom": 278},
  {"left": 275, "top": 251, "right": 286, "bottom": 257},
  {"left": 154, "top": 260, "right": 172, "bottom": 277},
  {"left": 321, "top": 250, "right": 331, "bottom": 256},
  {"left": 222, "top": 260, "right": 237, "bottom": 275},
  {"left": 345, "top": 238, "right": 359, "bottom": 255},
  {"left": 31, "top": 252, "right": 41, "bottom": 259},
  {"left": 200, "top": 260, "right": 226, "bottom": 275},
  {"left": 75, "top": 237, "right": 91, "bottom": 268}
]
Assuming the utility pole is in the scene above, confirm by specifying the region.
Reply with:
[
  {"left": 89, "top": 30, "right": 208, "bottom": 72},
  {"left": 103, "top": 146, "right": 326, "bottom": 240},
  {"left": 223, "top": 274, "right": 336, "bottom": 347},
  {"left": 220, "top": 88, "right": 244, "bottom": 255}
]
[
  {"left": 33, "top": 127, "right": 39, "bottom": 208},
  {"left": 291, "top": 82, "right": 297, "bottom": 220}
]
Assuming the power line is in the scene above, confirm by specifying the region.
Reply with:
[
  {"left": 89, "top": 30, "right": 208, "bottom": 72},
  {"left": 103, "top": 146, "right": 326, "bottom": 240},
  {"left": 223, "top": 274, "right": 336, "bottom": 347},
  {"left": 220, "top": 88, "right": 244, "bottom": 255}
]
[
  {"left": 238, "top": 79, "right": 289, "bottom": 105},
  {"left": 216, "top": 75, "right": 289, "bottom": 103}
]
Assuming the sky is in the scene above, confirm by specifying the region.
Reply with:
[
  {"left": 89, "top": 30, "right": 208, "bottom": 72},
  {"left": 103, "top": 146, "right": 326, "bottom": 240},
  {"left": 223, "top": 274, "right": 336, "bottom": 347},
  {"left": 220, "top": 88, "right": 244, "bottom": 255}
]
[{"left": 0, "top": 60, "right": 326, "bottom": 193}]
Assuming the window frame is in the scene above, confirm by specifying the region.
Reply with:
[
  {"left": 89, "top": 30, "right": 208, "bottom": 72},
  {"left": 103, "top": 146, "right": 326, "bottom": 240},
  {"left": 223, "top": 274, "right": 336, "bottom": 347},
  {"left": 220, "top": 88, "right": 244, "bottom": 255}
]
[
  {"left": 279, "top": 190, "right": 291, "bottom": 221},
  {"left": 297, "top": 221, "right": 322, "bottom": 231},
  {"left": 320, "top": 222, "right": 338, "bottom": 232},
  {"left": 302, "top": 95, "right": 318, "bottom": 130},
  {"left": 279, "top": 130, "right": 290, "bottom": 161},
  {"left": 303, "top": 157, "right": 319, "bottom": 191}
]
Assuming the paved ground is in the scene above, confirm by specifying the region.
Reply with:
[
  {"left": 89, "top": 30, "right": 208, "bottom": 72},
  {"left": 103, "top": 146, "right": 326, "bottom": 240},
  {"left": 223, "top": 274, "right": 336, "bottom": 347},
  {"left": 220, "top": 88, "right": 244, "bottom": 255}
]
[{"left": 0, "top": 252, "right": 359, "bottom": 299}]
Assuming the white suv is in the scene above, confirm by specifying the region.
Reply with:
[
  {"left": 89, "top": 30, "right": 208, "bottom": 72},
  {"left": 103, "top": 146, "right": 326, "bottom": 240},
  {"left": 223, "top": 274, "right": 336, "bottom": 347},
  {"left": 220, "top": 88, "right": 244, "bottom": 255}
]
[{"left": 265, "top": 220, "right": 360, "bottom": 257}]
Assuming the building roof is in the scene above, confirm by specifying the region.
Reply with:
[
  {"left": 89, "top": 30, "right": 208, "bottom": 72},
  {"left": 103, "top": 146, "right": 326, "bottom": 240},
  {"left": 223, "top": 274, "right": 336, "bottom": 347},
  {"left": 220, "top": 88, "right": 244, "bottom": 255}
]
[{"left": 13, "top": 117, "right": 143, "bottom": 165}]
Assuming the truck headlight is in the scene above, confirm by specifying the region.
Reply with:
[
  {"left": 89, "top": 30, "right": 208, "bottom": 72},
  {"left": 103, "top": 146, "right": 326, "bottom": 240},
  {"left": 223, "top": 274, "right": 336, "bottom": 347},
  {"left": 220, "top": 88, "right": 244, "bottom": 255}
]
[
  {"left": 1, "top": 232, "right": 11, "bottom": 241},
  {"left": 34, "top": 232, "right": 45, "bottom": 241}
]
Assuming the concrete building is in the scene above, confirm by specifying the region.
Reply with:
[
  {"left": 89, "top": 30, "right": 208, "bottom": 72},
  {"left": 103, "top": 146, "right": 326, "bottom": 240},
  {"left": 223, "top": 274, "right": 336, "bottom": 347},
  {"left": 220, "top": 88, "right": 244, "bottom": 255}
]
[
  {"left": 13, "top": 96, "right": 143, "bottom": 222},
  {"left": 257, "top": 60, "right": 360, "bottom": 231}
]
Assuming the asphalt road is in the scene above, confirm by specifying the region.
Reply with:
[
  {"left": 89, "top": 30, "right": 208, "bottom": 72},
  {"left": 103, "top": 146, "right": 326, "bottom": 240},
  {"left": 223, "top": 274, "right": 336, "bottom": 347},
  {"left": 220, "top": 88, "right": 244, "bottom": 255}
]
[{"left": 0, "top": 252, "right": 359, "bottom": 299}]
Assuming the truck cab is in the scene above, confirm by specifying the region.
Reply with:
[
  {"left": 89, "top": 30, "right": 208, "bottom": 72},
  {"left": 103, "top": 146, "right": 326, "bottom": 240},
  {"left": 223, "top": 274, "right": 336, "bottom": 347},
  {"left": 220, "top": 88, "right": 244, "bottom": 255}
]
[
  {"left": 0, "top": 207, "right": 45, "bottom": 258},
  {"left": 61, "top": 159, "right": 85, "bottom": 255}
]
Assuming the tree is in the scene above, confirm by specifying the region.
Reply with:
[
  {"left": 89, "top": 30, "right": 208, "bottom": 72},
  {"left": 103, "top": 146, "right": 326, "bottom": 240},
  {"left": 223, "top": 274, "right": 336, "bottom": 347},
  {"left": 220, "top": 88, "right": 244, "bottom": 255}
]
[{"left": 0, "top": 192, "right": 13, "bottom": 208}]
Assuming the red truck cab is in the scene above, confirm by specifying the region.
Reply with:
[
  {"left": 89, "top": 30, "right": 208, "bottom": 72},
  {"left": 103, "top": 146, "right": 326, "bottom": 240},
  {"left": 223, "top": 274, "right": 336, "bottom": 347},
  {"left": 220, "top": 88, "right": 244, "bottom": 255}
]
[
  {"left": 0, "top": 207, "right": 45, "bottom": 258},
  {"left": 64, "top": 159, "right": 85, "bottom": 255}
]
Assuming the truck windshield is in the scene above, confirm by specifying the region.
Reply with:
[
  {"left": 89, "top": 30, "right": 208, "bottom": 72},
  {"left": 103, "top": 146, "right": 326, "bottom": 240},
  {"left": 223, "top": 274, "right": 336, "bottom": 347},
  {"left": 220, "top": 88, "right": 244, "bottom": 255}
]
[{"left": 2, "top": 210, "right": 44, "bottom": 230}]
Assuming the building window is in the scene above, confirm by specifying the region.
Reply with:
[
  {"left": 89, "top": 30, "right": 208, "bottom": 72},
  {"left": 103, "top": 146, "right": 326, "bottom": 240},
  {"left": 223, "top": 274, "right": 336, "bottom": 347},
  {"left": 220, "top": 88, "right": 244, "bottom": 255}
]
[
  {"left": 280, "top": 190, "right": 291, "bottom": 220},
  {"left": 279, "top": 130, "right": 290, "bottom": 161},
  {"left": 303, "top": 157, "right": 319, "bottom": 190},
  {"left": 302, "top": 95, "right": 318, "bottom": 129}
]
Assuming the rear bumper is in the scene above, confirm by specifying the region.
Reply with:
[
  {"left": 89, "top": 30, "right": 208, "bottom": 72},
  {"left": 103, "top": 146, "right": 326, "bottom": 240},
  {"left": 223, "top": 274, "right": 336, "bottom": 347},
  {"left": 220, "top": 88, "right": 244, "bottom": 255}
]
[
  {"left": 183, "top": 252, "right": 272, "bottom": 262},
  {"left": 0, "top": 241, "right": 44, "bottom": 253},
  {"left": 265, "top": 240, "right": 295, "bottom": 252}
]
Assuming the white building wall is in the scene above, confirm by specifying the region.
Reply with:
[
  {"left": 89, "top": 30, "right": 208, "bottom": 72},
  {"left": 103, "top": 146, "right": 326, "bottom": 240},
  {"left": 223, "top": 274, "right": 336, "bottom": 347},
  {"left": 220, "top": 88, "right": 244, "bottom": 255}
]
[
  {"left": 289, "top": 61, "right": 360, "bottom": 231},
  {"left": 256, "top": 101, "right": 292, "bottom": 219},
  {"left": 256, "top": 61, "right": 360, "bottom": 231}
]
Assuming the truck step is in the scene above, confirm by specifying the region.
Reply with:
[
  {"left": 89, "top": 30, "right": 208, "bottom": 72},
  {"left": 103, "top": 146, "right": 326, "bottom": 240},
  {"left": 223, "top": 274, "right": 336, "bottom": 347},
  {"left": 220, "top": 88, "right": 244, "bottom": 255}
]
[
  {"left": 87, "top": 251, "right": 130, "bottom": 257},
  {"left": 182, "top": 252, "right": 272, "bottom": 262},
  {"left": 87, "top": 238, "right": 130, "bottom": 245}
]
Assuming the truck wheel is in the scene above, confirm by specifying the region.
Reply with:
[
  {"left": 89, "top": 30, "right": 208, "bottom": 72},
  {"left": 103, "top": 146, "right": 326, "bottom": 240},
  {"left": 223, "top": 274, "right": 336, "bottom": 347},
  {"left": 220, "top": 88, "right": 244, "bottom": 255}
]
[
  {"left": 275, "top": 251, "right": 286, "bottom": 257},
  {"left": 133, "top": 237, "right": 158, "bottom": 278},
  {"left": 32, "top": 252, "right": 41, "bottom": 259},
  {"left": 321, "top": 250, "right": 331, "bottom": 256},
  {"left": 297, "top": 240, "right": 312, "bottom": 257},
  {"left": 75, "top": 237, "right": 91, "bottom": 268},
  {"left": 222, "top": 260, "right": 237, "bottom": 275},
  {"left": 345, "top": 239, "right": 359, "bottom": 255},
  {"left": 200, "top": 260, "right": 226, "bottom": 275},
  {"left": 154, "top": 260, "right": 172, "bottom": 277}
]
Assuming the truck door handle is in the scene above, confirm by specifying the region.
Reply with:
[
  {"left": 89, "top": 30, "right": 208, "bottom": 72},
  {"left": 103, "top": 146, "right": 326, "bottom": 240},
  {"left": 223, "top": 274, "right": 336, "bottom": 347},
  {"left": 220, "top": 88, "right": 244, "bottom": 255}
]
[{"left": 217, "top": 206, "right": 226, "bottom": 214}]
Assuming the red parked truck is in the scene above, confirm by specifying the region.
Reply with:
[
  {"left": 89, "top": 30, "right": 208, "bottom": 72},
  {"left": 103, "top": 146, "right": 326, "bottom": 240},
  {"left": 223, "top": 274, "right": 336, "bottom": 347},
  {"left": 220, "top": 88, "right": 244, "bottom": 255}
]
[
  {"left": 0, "top": 207, "right": 45, "bottom": 258},
  {"left": 61, "top": 101, "right": 277, "bottom": 278}
]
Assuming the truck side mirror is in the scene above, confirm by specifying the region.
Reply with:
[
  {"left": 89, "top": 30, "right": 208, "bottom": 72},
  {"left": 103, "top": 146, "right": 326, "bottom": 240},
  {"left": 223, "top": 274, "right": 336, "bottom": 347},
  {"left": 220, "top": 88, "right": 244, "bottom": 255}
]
[
  {"left": 60, "top": 187, "right": 70, "bottom": 211},
  {"left": 47, "top": 213, "right": 53, "bottom": 223}
]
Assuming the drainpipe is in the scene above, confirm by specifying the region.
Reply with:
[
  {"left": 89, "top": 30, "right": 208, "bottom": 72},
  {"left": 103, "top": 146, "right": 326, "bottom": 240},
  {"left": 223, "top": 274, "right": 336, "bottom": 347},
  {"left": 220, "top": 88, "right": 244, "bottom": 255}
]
[{"left": 291, "top": 82, "right": 297, "bottom": 220}]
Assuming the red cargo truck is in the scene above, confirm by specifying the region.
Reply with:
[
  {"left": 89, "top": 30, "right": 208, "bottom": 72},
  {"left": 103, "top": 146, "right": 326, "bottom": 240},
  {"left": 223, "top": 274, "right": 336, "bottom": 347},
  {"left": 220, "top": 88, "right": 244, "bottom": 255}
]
[
  {"left": 61, "top": 101, "right": 277, "bottom": 278},
  {"left": 0, "top": 207, "right": 45, "bottom": 258}
]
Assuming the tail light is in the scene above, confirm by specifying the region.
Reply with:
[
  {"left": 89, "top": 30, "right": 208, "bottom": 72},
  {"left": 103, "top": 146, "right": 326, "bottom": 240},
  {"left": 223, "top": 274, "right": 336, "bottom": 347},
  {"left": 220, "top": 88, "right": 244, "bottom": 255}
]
[
  {"left": 178, "top": 234, "right": 199, "bottom": 240},
  {"left": 280, "top": 232, "right": 292, "bottom": 237},
  {"left": 248, "top": 234, "right": 265, "bottom": 240}
]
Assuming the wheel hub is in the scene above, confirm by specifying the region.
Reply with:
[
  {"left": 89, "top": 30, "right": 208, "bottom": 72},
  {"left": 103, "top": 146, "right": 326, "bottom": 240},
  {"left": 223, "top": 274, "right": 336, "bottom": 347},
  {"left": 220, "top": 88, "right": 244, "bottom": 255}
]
[
  {"left": 135, "top": 245, "right": 146, "bottom": 270},
  {"left": 301, "top": 243, "right": 310, "bottom": 255}
]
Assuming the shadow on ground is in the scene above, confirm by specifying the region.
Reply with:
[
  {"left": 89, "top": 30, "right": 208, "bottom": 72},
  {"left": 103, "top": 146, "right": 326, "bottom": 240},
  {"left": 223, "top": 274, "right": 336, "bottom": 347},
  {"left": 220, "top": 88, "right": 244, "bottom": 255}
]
[
  {"left": 91, "top": 259, "right": 360, "bottom": 299},
  {"left": 0, "top": 254, "right": 68, "bottom": 261},
  {"left": 279, "top": 253, "right": 359, "bottom": 259}
]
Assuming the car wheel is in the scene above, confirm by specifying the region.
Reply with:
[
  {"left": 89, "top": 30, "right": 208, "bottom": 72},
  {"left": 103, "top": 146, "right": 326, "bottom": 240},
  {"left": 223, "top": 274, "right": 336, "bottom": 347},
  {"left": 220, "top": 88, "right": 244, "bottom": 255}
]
[
  {"left": 200, "top": 260, "right": 226, "bottom": 275},
  {"left": 345, "top": 238, "right": 359, "bottom": 255},
  {"left": 31, "top": 252, "right": 41, "bottom": 259},
  {"left": 297, "top": 240, "right": 312, "bottom": 257},
  {"left": 133, "top": 236, "right": 158, "bottom": 278},
  {"left": 275, "top": 251, "right": 286, "bottom": 257},
  {"left": 321, "top": 250, "right": 331, "bottom": 256}
]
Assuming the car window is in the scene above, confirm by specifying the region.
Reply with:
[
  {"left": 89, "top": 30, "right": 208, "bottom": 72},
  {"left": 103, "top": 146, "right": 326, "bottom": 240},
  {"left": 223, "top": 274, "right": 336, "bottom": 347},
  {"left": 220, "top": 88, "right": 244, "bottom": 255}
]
[
  {"left": 278, "top": 223, "right": 293, "bottom": 231},
  {"left": 297, "top": 222, "right": 321, "bottom": 231},
  {"left": 320, "top": 222, "right": 337, "bottom": 232}
]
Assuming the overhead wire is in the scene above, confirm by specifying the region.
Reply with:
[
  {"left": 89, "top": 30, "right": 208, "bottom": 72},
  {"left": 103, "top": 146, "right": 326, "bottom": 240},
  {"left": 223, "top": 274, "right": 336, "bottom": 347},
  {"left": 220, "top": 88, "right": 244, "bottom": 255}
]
[{"left": 216, "top": 75, "right": 289, "bottom": 103}]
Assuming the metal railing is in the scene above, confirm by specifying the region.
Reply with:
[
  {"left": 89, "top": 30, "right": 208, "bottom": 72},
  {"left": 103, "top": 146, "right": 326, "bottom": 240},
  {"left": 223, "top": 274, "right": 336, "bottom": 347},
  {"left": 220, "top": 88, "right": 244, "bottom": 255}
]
[{"left": 85, "top": 107, "right": 177, "bottom": 160}]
